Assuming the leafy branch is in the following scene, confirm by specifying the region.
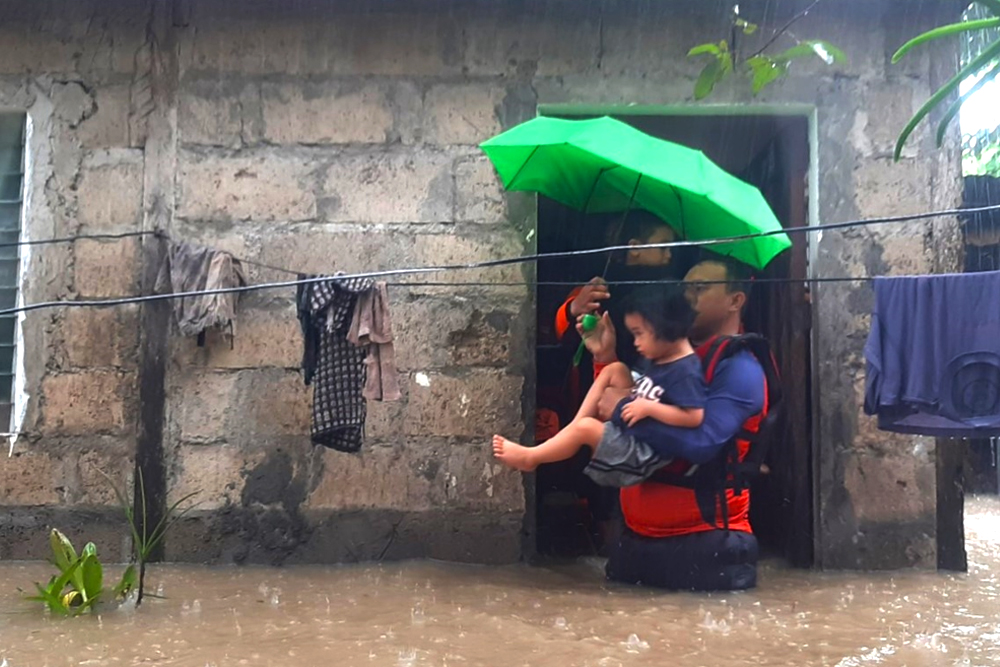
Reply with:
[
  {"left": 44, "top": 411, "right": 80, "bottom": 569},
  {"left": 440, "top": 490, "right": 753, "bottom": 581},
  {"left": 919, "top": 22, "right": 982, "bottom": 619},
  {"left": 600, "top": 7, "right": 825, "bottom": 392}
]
[
  {"left": 99, "top": 468, "right": 199, "bottom": 607},
  {"left": 688, "top": 4, "right": 846, "bottom": 100},
  {"left": 892, "top": 0, "right": 1000, "bottom": 161}
]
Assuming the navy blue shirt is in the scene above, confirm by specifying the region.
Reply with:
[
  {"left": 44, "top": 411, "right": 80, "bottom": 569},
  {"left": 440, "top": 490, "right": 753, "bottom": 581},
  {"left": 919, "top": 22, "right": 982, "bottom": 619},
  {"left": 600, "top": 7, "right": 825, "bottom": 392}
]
[
  {"left": 633, "top": 351, "right": 766, "bottom": 462},
  {"left": 612, "top": 354, "right": 707, "bottom": 446},
  {"left": 865, "top": 271, "right": 1000, "bottom": 436}
]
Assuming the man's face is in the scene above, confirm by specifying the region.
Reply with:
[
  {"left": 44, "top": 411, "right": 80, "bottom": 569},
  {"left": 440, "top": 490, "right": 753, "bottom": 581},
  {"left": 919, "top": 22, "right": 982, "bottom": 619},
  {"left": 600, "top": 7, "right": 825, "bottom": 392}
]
[
  {"left": 625, "top": 226, "right": 675, "bottom": 267},
  {"left": 684, "top": 261, "right": 742, "bottom": 341}
]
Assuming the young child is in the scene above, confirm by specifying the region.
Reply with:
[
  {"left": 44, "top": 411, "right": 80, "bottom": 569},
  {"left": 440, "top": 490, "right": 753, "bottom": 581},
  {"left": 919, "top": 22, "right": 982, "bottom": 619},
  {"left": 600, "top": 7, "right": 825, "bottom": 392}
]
[{"left": 493, "top": 285, "right": 706, "bottom": 488}]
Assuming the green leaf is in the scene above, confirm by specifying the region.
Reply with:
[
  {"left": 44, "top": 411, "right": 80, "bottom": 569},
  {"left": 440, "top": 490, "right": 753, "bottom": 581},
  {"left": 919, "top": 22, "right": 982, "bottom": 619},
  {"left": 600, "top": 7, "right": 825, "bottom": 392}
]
[
  {"left": 736, "top": 18, "right": 758, "bottom": 35},
  {"left": 892, "top": 18, "right": 1000, "bottom": 63},
  {"left": 50, "top": 529, "right": 88, "bottom": 599},
  {"left": 694, "top": 58, "right": 725, "bottom": 100},
  {"left": 50, "top": 529, "right": 76, "bottom": 573},
  {"left": 113, "top": 564, "right": 138, "bottom": 599},
  {"left": 895, "top": 39, "right": 1000, "bottom": 160},
  {"left": 81, "top": 554, "right": 104, "bottom": 602},
  {"left": 975, "top": 0, "right": 1000, "bottom": 17},
  {"left": 750, "top": 59, "right": 789, "bottom": 95},
  {"left": 32, "top": 582, "right": 69, "bottom": 615},
  {"left": 936, "top": 61, "right": 1000, "bottom": 147},
  {"left": 145, "top": 492, "right": 201, "bottom": 556},
  {"left": 688, "top": 43, "right": 722, "bottom": 57}
]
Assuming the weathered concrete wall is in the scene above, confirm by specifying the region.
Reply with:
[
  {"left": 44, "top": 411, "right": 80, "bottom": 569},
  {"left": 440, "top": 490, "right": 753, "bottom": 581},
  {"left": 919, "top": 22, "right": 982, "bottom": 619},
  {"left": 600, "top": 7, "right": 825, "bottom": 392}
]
[{"left": 0, "top": 0, "right": 963, "bottom": 568}]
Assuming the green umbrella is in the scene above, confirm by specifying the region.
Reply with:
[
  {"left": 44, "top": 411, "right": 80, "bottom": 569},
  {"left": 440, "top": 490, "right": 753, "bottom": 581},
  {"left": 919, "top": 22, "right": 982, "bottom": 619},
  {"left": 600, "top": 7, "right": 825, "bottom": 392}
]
[{"left": 480, "top": 115, "right": 791, "bottom": 270}]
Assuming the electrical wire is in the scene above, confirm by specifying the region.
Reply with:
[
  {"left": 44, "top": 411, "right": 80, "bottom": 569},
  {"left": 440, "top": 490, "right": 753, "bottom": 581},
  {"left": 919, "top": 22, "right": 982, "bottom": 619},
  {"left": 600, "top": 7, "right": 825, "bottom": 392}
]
[
  {"left": 0, "top": 203, "right": 997, "bottom": 317},
  {"left": 0, "top": 230, "right": 157, "bottom": 249}
]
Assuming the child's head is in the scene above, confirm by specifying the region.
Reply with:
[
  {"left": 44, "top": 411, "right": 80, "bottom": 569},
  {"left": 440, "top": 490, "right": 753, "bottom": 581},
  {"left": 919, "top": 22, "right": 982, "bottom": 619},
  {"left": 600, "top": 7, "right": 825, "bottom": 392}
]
[{"left": 622, "top": 285, "right": 696, "bottom": 360}]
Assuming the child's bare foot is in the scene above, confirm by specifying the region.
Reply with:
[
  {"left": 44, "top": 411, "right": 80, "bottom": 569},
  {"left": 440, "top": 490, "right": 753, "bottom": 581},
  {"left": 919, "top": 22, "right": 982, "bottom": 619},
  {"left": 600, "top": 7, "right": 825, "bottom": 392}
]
[{"left": 492, "top": 435, "right": 538, "bottom": 472}]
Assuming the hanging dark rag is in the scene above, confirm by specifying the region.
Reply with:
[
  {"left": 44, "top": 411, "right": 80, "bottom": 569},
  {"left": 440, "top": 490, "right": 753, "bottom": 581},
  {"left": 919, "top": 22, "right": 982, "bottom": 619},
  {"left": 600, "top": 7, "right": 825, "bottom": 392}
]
[
  {"left": 864, "top": 270, "right": 1000, "bottom": 437},
  {"left": 297, "top": 274, "right": 374, "bottom": 452},
  {"left": 155, "top": 241, "right": 246, "bottom": 346}
]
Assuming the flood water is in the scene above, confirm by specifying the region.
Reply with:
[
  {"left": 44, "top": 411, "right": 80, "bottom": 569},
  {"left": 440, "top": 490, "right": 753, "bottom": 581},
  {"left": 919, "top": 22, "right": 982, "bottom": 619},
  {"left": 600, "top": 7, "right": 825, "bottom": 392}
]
[{"left": 3, "top": 498, "right": 1000, "bottom": 667}]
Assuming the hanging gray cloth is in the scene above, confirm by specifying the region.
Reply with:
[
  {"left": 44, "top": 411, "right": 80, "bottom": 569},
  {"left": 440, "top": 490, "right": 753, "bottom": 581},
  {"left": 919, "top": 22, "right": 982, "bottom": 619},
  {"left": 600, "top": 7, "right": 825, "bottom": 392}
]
[
  {"left": 297, "top": 274, "right": 374, "bottom": 452},
  {"left": 347, "top": 281, "right": 401, "bottom": 402},
  {"left": 155, "top": 241, "right": 246, "bottom": 342}
]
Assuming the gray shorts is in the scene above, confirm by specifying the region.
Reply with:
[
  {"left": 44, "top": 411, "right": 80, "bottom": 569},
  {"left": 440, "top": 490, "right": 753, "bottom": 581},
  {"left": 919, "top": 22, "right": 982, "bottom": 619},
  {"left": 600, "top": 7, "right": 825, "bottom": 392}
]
[{"left": 584, "top": 422, "right": 664, "bottom": 488}]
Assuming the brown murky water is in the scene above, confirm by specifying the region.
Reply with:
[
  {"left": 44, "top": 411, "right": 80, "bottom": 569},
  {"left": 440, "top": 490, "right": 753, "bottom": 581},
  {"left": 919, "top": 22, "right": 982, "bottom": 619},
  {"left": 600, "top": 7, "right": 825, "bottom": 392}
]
[{"left": 3, "top": 497, "right": 1000, "bottom": 667}]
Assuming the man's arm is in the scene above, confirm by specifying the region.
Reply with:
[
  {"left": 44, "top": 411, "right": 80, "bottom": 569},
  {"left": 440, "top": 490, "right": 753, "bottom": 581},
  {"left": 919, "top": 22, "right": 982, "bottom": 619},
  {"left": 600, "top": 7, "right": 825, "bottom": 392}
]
[{"left": 644, "top": 353, "right": 766, "bottom": 463}]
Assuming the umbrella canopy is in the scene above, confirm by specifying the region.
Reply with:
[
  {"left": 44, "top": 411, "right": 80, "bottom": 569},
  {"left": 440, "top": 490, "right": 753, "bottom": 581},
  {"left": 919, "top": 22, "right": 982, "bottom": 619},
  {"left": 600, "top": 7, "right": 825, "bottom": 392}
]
[{"left": 480, "top": 115, "right": 791, "bottom": 271}]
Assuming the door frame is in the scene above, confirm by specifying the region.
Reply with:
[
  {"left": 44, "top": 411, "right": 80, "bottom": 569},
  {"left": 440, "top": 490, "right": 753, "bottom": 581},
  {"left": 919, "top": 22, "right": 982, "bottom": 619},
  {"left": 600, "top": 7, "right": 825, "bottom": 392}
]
[{"left": 533, "top": 103, "right": 823, "bottom": 566}]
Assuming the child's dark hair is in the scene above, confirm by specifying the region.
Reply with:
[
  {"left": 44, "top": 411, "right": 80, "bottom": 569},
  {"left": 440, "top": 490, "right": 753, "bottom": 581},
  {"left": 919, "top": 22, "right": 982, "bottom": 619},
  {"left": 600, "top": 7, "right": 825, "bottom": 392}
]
[{"left": 622, "top": 285, "right": 697, "bottom": 342}]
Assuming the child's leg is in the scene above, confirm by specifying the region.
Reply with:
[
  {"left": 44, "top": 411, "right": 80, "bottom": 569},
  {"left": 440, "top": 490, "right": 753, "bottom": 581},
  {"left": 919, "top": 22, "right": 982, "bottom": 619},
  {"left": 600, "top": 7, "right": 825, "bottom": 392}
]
[
  {"left": 574, "top": 362, "right": 633, "bottom": 422},
  {"left": 493, "top": 417, "right": 605, "bottom": 472}
]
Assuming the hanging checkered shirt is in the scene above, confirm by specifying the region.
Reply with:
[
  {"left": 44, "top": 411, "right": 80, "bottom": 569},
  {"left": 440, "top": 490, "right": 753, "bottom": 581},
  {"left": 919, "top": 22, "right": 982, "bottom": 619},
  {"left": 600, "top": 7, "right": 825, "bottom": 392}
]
[{"left": 297, "top": 274, "right": 374, "bottom": 452}]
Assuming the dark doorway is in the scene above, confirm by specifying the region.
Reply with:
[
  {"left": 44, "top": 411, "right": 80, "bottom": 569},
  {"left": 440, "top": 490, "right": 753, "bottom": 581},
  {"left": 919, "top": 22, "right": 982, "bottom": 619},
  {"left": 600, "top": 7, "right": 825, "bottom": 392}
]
[{"left": 533, "top": 111, "right": 814, "bottom": 568}]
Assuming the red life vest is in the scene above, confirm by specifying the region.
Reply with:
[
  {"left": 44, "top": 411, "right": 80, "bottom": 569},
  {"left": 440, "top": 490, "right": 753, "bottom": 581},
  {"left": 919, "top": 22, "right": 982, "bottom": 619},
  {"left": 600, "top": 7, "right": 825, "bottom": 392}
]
[{"left": 619, "top": 334, "right": 781, "bottom": 537}]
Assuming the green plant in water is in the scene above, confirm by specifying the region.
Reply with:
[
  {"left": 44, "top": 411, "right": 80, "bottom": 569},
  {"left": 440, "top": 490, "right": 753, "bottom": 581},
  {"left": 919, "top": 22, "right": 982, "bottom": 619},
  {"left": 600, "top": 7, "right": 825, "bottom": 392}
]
[
  {"left": 101, "top": 468, "right": 199, "bottom": 606},
  {"left": 892, "top": 0, "right": 1000, "bottom": 161},
  {"left": 26, "top": 529, "right": 134, "bottom": 615},
  {"left": 688, "top": 3, "right": 846, "bottom": 100}
]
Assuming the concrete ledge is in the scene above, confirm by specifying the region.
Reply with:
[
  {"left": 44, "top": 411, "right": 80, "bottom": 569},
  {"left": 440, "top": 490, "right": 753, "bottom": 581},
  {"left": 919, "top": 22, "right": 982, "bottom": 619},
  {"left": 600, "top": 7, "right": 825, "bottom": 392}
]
[
  {"left": 0, "top": 506, "right": 131, "bottom": 562},
  {"left": 164, "top": 508, "right": 524, "bottom": 566},
  {"left": 1, "top": 506, "right": 524, "bottom": 567}
]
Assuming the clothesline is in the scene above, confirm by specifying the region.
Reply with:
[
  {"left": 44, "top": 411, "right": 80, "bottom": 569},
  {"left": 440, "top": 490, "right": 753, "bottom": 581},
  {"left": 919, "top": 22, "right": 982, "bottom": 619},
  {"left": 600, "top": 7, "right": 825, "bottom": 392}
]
[
  {"left": 0, "top": 230, "right": 155, "bottom": 249},
  {"left": 0, "top": 203, "right": 997, "bottom": 318}
]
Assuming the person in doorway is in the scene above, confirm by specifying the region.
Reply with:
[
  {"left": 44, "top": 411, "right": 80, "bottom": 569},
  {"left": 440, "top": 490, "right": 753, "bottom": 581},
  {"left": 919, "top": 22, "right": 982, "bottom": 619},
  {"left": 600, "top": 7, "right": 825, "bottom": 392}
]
[
  {"left": 544, "top": 213, "right": 692, "bottom": 549},
  {"left": 496, "top": 286, "right": 706, "bottom": 486},
  {"left": 583, "top": 256, "right": 771, "bottom": 591},
  {"left": 555, "top": 213, "right": 689, "bottom": 380}
]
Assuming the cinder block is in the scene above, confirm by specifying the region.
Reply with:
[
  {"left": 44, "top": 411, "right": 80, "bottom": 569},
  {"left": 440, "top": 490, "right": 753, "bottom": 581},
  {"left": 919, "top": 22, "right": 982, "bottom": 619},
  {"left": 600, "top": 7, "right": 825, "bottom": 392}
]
[
  {"left": 0, "top": 448, "right": 71, "bottom": 505},
  {"left": 261, "top": 81, "right": 393, "bottom": 145},
  {"left": 231, "top": 369, "right": 311, "bottom": 438},
  {"left": 177, "top": 150, "right": 317, "bottom": 222},
  {"left": 304, "top": 441, "right": 523, "bottom": 512},
  {"left": 168, "top": 443, "right": 265, "bottom": 510},
  {"left": 173, "top": 370, "right": 238, "bottom": 444},
  {"left": 77, "top": 85, "right": 133, "bottom": 148},
  {"left": 260, "top": 227, "right": 529, "bottom": 287},
  {"left": 76, "top": 150, "right": 145, "bottom": 232},
  {"left": 173, "top": 306, "right": 302, "bottom": 370},
  {"left": 843, "top": 451, "right": 936, "bottom": 524},
  {"left": 322, "top": 150, "right": 453, "bottom": 224},
  {"left": 62, "top": 305, "right": 140, "bottom": 369},
  {"left": 422, "top": 84, "right": 502, "bottom": 145},
  {"left": 76, "top": 443, "right": 133, "bottom": 506},
  {"left": 390, "top": 294, "right": 519, "bottom": 370},
  {"left": 454, "top": 155, "right": 507, "bottom": 224},
  {"left": 41, "top": 371, "right": 133, "bottom": 435},
  {"left": 74, "top": 237, "right": 140, "bottom": 298},
  {"left": 395, "top": 370, "right": 524, "bottom": 438},
  {"left": 177, "top": 81, "right": 249, "bottom": 147}
]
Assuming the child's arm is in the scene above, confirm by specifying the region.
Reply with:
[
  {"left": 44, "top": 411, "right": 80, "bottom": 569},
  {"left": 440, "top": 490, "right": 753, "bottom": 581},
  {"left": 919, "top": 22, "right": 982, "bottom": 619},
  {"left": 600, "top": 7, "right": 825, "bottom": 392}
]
[{"left": 620, "top": 399, "right": 704, "bottom": 428}]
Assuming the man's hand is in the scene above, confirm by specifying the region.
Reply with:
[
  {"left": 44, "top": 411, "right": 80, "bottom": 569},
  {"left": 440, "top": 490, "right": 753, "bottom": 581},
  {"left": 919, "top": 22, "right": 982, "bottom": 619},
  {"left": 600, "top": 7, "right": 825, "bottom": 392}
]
[
  {"left": 597, "top": 388, "right": 631, "bottom": 422},
  {"left": 577, "top": 311, "right": 617, "bottom": 364},
  {"left": 569, "top": 277, "right": 610, "bottom": 318},
  {"left": 620, "top": 398, "right": 655, "bottom": 427}
]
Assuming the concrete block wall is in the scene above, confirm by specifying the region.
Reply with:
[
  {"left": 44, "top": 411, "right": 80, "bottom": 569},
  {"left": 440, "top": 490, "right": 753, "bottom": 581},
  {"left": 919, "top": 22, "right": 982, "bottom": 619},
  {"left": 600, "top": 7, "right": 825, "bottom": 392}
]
[{"left": 0, "top": 0, "right": 963, "bottom": 568}]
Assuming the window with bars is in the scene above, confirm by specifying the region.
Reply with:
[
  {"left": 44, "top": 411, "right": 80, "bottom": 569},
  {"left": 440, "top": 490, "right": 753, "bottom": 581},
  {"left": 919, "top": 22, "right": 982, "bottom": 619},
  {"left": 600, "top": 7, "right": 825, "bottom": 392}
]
[{"left": 0, "top": 113, "right": 26, "bottom": 430}]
